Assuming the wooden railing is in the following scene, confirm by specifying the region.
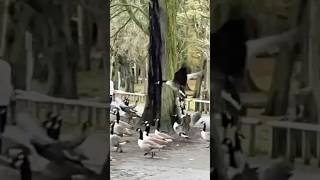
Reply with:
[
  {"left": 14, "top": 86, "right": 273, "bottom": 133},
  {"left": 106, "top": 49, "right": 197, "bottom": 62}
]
[
  {"left": 267, "top": 120, "right": 320, "bottom": 166},
  {"left": 229, "top": 117, "right": 320, "bottom": 166},
  {"left": 11, "top": 90, "right": 108, "bottom": 128},
  {"left": 114, "top": 90, "right": 146, "bottom": 102},
  {"left": 114, "top": 91, "right": 210, "bottom": 113}
]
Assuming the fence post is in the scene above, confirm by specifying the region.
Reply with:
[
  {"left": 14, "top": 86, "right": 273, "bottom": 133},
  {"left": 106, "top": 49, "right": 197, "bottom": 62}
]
[{"left": 248, "top": 124, "right": 256, "bottom": 156}]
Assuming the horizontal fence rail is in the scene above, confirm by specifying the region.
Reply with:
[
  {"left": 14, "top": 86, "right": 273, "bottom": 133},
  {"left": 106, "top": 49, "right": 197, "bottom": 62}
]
[
  {"left": 114, "top": 90, "right": 210, "bottom": 113},
  {"left": 11, "top": 90, "right": 108, "bottom": 128},
  {"left": 215, "top": 113, "right": 320, "bottom": 167}
]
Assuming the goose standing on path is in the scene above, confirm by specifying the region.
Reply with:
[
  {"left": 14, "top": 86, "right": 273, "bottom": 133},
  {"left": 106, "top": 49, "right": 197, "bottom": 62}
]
[
  {"left": 0, "top": 148, "right": 97, "bottom": 180},
  {"left": 200, "top": 121, "right": 210, "bottom": 142},
  {"left": 154, "top": 119, "right": 174, "bottom": 142},
  {"left": 172, "top": 116, "right": 189, "bottom": 139},
  {"left": 143, "top": 124, "right": 168, "bottom": 145},
  {"left": 43, "top": 114, "right": 63, "bottom": 141},
  {"left": 136, "top": 128, "right": 165, "bottom": 158},
  {"left": 110, "top": 122, "right": 128, "bottom": 153}
]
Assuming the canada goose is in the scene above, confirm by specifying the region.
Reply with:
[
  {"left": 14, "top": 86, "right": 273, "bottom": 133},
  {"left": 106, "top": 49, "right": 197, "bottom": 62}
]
[
  {"left": 110, "top": 122, "right": 128, "bottom": 153},
  {"left": 173, "top": 116, "right": 189, "bottom": 139},
  {"left": 57, "top": 120, "right": 93, "bottom": 150},
  {"left": 191, "top": 112, "right": 202, "bottom": 125},
  {"left": 143, "top": 124, "right": 168, "bottom": 145},
  {"left": 221, "top": 111, "right": 236, "bottom": 129},
  {"left": 136, "top": 128, "right": 165, "bottom": 158},
  {"left": 0, "top": 149, "right": 96, "bottom": 180},
  {"left": 200, "top": 121, "right": 210, "bottom": 142},
  {"left": 113, "top": 116, "right": 134, "bottom": 137},
  {"left": 123, "top": 97, "right": 129, "bottom": 106},
  {"left": 42, "top": 115, "right": 63, "bottom": 141},
  {"left": 222, "top": 137, "right": 246, "bottom": 171},
  {"left": 115, "top": 110, "right": 133, "bottom": 129},
  {"left": 154, "top": 119, "right": 174, "bottom": 142},
  {"left": 30, "top": 139, "right": 88, "bottom": 165},
  {"left": 222, "top": 138, "right": 237, "bottom": 169},
  {"left": 234, "top": 130, "right": 245, "bottom": 153},
  {"left": 180, "top": 114, "right": 191, "bottom": 132}
]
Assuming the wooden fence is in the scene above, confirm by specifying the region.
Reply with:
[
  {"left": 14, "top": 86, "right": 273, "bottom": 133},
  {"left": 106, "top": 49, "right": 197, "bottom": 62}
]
[
  {"left": 11, "top": 90, "right": 108, "bottom": 128},
  {"left": 114, "top": 91, "right": 210, "bottom": 113},
  {"left": 227, "top": 115, "right": 320, "bottom": 167}
]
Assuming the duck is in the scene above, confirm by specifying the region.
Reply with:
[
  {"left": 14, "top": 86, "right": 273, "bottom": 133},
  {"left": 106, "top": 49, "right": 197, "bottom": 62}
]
[
  {"left": 136, "top": 128, "right": 165, "bottom": 158},
  {"left": 200, "top": 121, "right": 210, "bottom": 142},
  {"left": 143, "top": 124, "right": 168, "bottom": 145},
  {"left": 173, "top": 116, "right": 189, "bottom": 139},
  {"left": 154, "top": 119, "right": 174, "bottom": 142},
  {"left": 110, "top": 121, "right": 128, "bottom": 153}
]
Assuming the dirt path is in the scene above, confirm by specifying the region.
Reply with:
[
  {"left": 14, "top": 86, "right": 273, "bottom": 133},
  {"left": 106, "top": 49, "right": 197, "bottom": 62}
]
[{"left": 110, "top": 127, "right": 210, "bottom": 180}]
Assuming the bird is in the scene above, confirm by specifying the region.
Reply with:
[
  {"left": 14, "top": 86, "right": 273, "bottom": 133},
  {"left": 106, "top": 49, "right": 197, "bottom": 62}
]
[
  {"left": 113, "top": 116, "right": 134, "bottom": 137},
  {"left": 221, "top": 137, "right": 246, "bottom": 173},
  {"left": 42, "top": 114, "right": 63, "bottom": 141},
  {"left": 154, "top": 119, "right": 174, "bottom": 142},
  {"left": 200, "top": 121, "right": 210, "bottom": 142},
  {"left": 110, "top": 121, "right": 128, "bottom": 153},
  {"left": 191, "top": 112, "right": 202, "bottom": 125},
  {"left": 30, "top": 138, "right": 89, "bottom": 166},
  {"left": 0, "top": 148, "right": 97, "bottom": 180},
  {"left": 173, "top": 116, "right": 189, "bottom": 139},
  {"left": 136, "top": 128, "right": 165, "bottom": 158},
  {"left": 222, "top": 138, "right": 237, "bottom": 169},
  {"left": 143, "top": 124, "right": 168, "bottom": 145},
  {"left": 123, "top": 97, "right": 130, "bottom": 106},
  {"left": 180, "top": 114, "right": 191, "bottom": 132},
  {"left": 221, "top": 111, "right": 236, "bottom": 129},
  {"left": 57, "top": 120, "right": 93, "bottom": 150},
  {"left": 114, "top": 110, "right": 133, "bottom": 130},
  {"left": 234, "top": 130, "right": 245, "bottom": 153}
]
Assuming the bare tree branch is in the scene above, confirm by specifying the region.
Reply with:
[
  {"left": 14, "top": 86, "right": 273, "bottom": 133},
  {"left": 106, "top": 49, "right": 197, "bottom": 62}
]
[
  {"left": 111, "top": 3, "right": 148, "bottom": 18},
  {"left": 120, "top": 0, "right": 149, "bottom": 35}
]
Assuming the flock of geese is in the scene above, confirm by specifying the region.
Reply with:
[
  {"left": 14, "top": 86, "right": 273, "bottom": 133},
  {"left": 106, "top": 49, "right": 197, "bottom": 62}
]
[
  {"left": 211, "top": 87, "right": 294, "bottom": 180},
  {"left": 0, "top": 111, "right": 107, "bottom": 180},
  {"left": 110, "top": 96, "right": 210, "bottom": 159}
]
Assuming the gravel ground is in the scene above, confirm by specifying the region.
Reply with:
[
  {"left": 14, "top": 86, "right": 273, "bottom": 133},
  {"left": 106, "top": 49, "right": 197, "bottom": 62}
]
[{"left": 110, "top": 112, "right": 210, "bottom": 180}]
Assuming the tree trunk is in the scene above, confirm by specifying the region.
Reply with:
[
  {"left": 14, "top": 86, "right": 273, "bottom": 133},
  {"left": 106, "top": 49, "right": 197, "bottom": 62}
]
[
  {"left": 0, "top": 0, "right": 9, "bottom": 57},
  {"left": 239, "top": 69, "right": 261, "bottom": 92},
  {"left": 263, "top": 44, "right": 295, "bottom": 115},
  {"left": 77, "top": 4, "right": 92, "bottom": 71},
  {"left": 5, "top": 2, "right": 33, "bottom": 89},
  {"left": 141, "top": 0, "right": 163, "bottom": 124},
  {"left": 46, "top": 1, "right": 78, "bottom": 99}
]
